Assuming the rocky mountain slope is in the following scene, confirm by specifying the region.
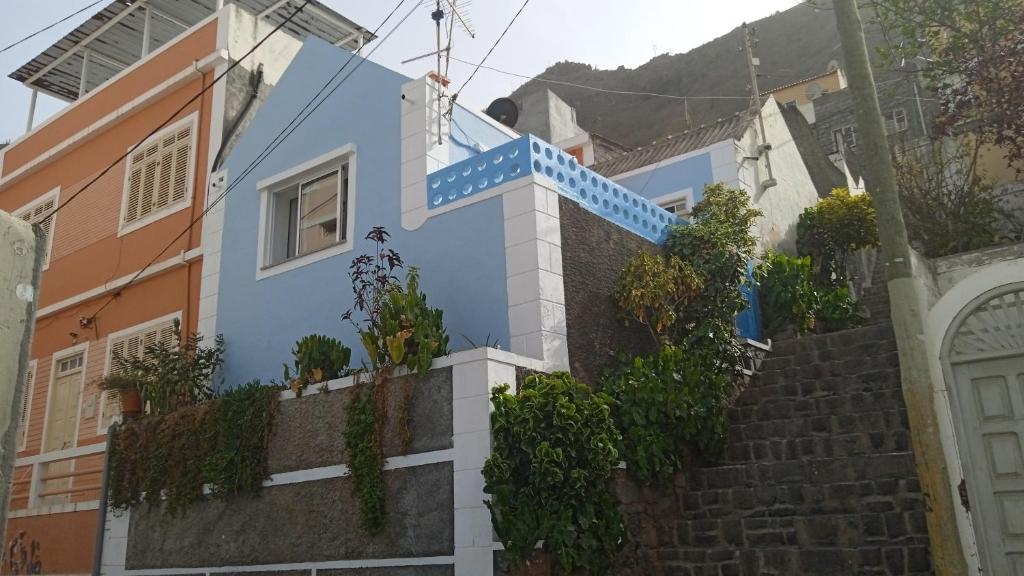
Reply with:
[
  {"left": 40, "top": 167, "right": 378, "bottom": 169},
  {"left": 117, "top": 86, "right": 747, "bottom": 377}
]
[{"left": 509, "top": 2, "right": 892, "bottom": 148}]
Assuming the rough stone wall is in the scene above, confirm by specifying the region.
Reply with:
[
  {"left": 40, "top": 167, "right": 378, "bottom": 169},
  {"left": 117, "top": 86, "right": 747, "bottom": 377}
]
[
  {"left": 615, "top": 315, "right": 934, "bottom": 575},
  {"left": 124, "top": 369, "right": 454, "bottom": 572},
  {"left": 558, "top": 196, "right": 659, "bottom": 385}
]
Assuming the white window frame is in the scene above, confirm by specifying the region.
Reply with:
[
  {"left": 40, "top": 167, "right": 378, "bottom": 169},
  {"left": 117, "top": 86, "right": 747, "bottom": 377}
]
[
  {"left": 886, "top": 108, "right": 908, "bottom": 134},
  {"left": 14, "top": 188, "right": 60, "bottom": 271},
  {"left": 653, "top": 188, "right": 694, "bottom": 217},
  {"left": 117, "top": 113, "right": 199, "bottom": 237},
  {"left": 17, "top": 360, "right": 38, "bottom": 452},
  {"left": 96, "top": 311, "right": 181, "bottom": 434},
  {"left": 40, "top": 342, "right": 90, "bottom": 453},
  {"left": 255, "top": 144, "right": 357, "bottom": 281}
]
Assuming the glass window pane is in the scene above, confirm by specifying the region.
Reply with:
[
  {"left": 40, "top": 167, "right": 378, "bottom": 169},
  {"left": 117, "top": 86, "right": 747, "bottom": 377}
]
[{"left": 297, "top": 171, "right": 339, "bottom": 257}]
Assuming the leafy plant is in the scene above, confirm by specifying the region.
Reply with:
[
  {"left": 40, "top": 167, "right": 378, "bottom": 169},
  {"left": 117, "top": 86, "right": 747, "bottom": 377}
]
[
  {"left": 894, "top": 140, "right": 1010, "bottom": 257},
  {"left": 375, "top": 268, "right": 449, "bottom": 376},
  {"left": 796, "top": 188, "right": 879, "bottom": 286},
  {"left": 343, "top": 381, "right": 386, "bottom": 534},
  {"left": 666, "top": 183, "right": 762, "bottom": 335},
  {"left": 755, "top": 251, "right": 864, "bottom": 336},
  {"left": 614, "top": 252, "right": 702, "bottom": 345},
  {"left": 100, "top": 319, "right": 224, "bottom": 416},
  {"left": 108, "top": 380, "right": 277, "bottom": 515},
  {"left": 282, "top": 334, "right": 352, "bottom": 396},
  {"left": 600, "top": 343, "right": 735, "bottom": 484},
  {"left": 816, "top": 285, "right": 864, "bottom": 333},
  {"left": 344, "top": 228, "right": 449, "bottom": 376},
  {"left": 755, "top": 251, "right": 818, "bottom": 335},
  {"left": 484, "top": 373, "right": 625, "bottom": 575},
  {"left": 874, "top": 0, "right": 1024, "bottom": 168}
]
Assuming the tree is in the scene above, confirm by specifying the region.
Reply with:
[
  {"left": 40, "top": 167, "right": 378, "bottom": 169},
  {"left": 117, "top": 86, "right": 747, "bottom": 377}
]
[
  {"left": 893, "top": 139, "right": 1007, "bottom": 256},
  {"left": 873, "top": 0, "right": 1024, "bottom": 167}
]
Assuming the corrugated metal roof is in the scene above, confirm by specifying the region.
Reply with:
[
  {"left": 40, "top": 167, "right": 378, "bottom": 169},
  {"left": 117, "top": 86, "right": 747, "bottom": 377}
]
[
  {"left": 9, "top": 0, "right": 373, "bottom": 102},
  {"left": 590, "top": 112, "right": 753, "bottom": 178}
]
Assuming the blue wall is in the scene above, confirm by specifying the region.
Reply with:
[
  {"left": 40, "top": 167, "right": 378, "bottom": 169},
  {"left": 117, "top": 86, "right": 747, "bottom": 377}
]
[
  {"left": 449, "top": 105, "right": 513, "bottom": 163},
  {"left": 613, "top": 152, "right": 715, "bottom": 205},
  {"left": 215, "top": 39, "right": 513, "bottom": 385}
]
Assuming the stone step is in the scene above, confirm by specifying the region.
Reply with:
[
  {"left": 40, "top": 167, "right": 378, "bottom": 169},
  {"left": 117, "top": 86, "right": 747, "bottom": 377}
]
[
  {"left": 688, "top": 452, "right": 919, "bottom": 492},
  {"left": 726, "top": 407, "right": 909, "bottom": 445},
  {"left": 766, "top": 323, "right": 897, "bottom": 359},
  {"left": 675, "top": 477, "right": 925, "bottom": 522},
  {"left": 719, "top": 429, "right": 912, "bottom": 465},
  {"left": 735, "top": 378, "right": 906, "bottom": 415},
  {"left": 653, "top": 542, "right": 931, "bottom": 575}
]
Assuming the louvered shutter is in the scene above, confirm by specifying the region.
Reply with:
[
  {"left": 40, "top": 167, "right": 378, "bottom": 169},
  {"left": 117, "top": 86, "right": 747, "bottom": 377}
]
[
  {"left": 103, "top": 319, "right": 179, "bottom": 428},
  {"left": 17, "top": 366, "right": 34, "bottom": 451},
  {"left": 123, "top": 121, "right": 194, "bottom": 226},
  {"left": 18, "top": 196, "right": 57, "bottom": 266}
]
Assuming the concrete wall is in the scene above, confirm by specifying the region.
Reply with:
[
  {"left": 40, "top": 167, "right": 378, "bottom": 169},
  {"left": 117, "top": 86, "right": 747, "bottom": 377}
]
[
  {"left": 100, "top": 348, "right": 554, "bottom": 576},
  {"left": 513, "top": 89, "right": 586, "bottom": 145},
  {"left": 214, "top": 40, "right": 514, "bottom": 385},
  {"left": 747, "top": 98, "right": 823, "bottom": 253}
]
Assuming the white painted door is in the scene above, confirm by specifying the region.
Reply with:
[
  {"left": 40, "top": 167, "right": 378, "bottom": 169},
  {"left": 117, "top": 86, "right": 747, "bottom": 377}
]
[
  {"left": 954, "top": 355, "right": 1024, "bottom": 575},
  {"left": 42, "top": 354, "right": 83, "bottom": 505}
]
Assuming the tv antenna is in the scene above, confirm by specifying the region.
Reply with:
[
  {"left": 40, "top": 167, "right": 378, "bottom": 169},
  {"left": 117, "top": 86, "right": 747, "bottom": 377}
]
[{"left": 402, "top": 1, "right": 475, "bottom": 144}]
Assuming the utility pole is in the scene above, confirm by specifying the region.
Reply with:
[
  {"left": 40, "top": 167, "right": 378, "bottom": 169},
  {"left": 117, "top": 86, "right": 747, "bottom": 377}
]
[
  {"left": 742, "top": 23, "right": 775, "bottom": 187},
  {"left": 0, "top": 215, "right": 44, "bottom": 545},
  {"left": 832, "top": 1, "right": 968, "bottom": 574}
]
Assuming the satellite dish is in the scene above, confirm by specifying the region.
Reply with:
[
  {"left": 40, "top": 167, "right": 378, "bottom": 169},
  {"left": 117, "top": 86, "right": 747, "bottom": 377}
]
[{"left": 485, "top": 98, "right": 519, "bottom": 128}]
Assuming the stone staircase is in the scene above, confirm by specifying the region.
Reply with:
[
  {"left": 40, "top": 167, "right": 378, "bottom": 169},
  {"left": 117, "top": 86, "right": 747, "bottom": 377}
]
[{"left": 631, "top": 291, "right": 933, "bottom": 575}]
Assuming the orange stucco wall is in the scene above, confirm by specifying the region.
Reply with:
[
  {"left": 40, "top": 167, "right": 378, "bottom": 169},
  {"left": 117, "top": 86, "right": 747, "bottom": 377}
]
[
  {"left": 3, "top": 511, "right": 98, "bottom": 575},
  {"left": 0, "top": 18, "right": 221, "bottom": 562},
  {"left": 1, "top": 18, "right": 217, "bottom": 174},
  {"left": 769, "top": 71, "right": 845, "bottom": 106}
]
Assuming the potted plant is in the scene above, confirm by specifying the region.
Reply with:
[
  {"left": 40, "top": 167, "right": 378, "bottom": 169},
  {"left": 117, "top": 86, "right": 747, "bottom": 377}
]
[{"left": 98, "top": 373, "right": 144, "bottom": 417}]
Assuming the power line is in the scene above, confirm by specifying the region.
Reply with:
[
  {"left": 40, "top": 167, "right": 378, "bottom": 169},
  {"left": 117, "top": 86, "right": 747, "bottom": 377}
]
[
  {"left": 447, "top": 57, "right": 751, "bottom": 101},
  {"left": 0, "top": 0, "right": 105, "bottom": 54},
  {"left": 86, "top": 0, "right": 421, "bottom": 324},
  {"left": 452, "top": 0, "right": 530, "bottom": 97},
  {"left": 40, "top": 0, "right": 314, "bottom": 226}
]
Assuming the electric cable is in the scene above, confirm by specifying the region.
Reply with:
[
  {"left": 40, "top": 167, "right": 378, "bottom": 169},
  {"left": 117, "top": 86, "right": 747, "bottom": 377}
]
[
  {"left": 451, "top": 0, "right": 530, "bottom": 99},
  {"left": 0, "top": 0, "right": 105, "bottom": 54},
  {"left": 85, "top": 0, "right": 421, "bottom": 323},
  {"left": 38, "top": 1, "right": 315, "bottom": 226}
]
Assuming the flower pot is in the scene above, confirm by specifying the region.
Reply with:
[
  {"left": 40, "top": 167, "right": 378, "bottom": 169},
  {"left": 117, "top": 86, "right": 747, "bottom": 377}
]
[
  {"left": 119, "top": 388, "right": 143, "bottom": 417},
  {"left": 510, "top": 550, "right": 553, "bottom": 576}
]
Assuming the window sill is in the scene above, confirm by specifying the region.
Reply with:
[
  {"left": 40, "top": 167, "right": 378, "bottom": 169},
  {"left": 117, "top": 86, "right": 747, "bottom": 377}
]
[
  {"left": 256, "top": 239, "right": 353, "bottom": 281},
  {"left": 117, "top": 200, "right": 192, "bottom": 238}
]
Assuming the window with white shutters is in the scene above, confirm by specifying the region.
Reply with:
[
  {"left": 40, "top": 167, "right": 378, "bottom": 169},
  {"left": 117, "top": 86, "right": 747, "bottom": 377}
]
[
  {"left": 99, "top": 318, "right": 178, "bottom": 431},
  {"left": 121, "top": 118, "right": 195, "bottom": 230},
  {"left": 15, "top": 191, "right": 58, "bottom": 269},
  {"left": 17, "top": 362, "right": 35, "bottom": 451}
]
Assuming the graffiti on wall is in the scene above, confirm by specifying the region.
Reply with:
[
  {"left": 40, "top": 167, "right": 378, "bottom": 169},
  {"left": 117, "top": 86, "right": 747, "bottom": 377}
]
[{"left": 4, "top": 531, "right": 42, "bottom": 575}]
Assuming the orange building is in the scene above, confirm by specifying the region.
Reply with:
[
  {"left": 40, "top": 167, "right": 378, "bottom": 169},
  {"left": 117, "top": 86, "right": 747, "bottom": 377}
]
[
  {"left": 0, "top": 2, "right": 369, "bottom": 573},
  {"left": 762, "top": 66, "right": 847, "bottom": 124}
]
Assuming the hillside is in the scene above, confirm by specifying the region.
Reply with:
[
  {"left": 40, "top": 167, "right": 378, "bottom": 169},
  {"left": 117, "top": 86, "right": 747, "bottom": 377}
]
[{"left": 509, "top": 1, "right": 892, "bottom": 148}]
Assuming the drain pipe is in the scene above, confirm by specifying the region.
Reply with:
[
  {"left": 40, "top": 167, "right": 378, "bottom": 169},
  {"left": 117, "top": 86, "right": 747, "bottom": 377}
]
[{"left": 91, "top": 423, "right": 117, "bottom": 576}]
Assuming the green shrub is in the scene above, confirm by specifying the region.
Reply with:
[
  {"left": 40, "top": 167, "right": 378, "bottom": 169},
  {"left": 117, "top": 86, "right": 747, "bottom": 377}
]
[
  {"left": 375, "top": 268, "right": 449, "bottom": 376},
  {"left": 755, "top": 251, "right": 817, "bottom": 336},
  {"left": 666, "top": 183, "right": 762, "bottom": 334},
  {"left": 600, "top": 343, "right": 735, "bottom": 484},
  {"left": 613, "top": 253, "right": 702, "bottom": 344},
  {"left": 755, "top": 251, "right": 864, "bottom": 336},
  {"left": 100, "top": 319, "right": 224, "bottom": 416},
  {"left": 797, "top": 188, "right": 879, "bottom": 286},
  {"left": 484, "top": 373, "right": 624, "bottom": 574},
  {"left": 343, "top": 383, "right": 386, "bottom": 534},
  {"left": 108, "top": 380, "right": 277, "bottom": 515},
  {"left": 283, "top": 334, "right": 351, "bottom": 393}
]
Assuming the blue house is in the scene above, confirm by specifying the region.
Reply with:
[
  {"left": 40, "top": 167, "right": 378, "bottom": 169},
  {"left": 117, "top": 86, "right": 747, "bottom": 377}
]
[{"left": 201, "top": 38, "right": 689, "bottom": 386}]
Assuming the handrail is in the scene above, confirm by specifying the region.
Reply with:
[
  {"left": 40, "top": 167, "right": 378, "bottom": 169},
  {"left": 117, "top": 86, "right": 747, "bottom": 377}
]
[
  {"left": 39, "top": 466, "right": 104, "bottom": 482},
  {"left": 15, "top": 442, "right": 106, "bottom": 467}
]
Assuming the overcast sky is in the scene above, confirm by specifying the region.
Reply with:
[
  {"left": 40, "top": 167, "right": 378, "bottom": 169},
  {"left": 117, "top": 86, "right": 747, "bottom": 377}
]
[{"left": 0, "top": 0, "right": 798, "bottom": 144}]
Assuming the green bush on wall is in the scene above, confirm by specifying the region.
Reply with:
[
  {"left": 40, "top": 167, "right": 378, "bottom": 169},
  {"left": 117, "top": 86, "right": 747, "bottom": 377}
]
[
  {"left": 755, "top": 250, "right": 865, "bottom": 336},
  {"left": 484, "top": 373, "right": 625, "bottom": 575}
]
